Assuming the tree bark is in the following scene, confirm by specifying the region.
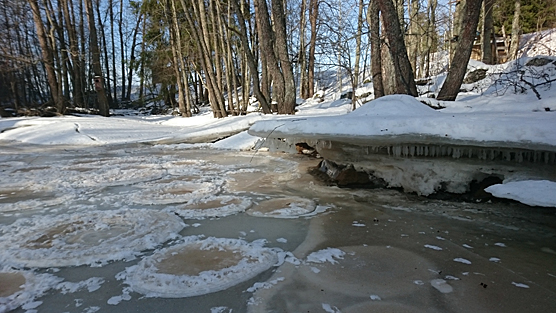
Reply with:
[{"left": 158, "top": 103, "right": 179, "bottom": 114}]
[
  {"left": 367, "top": 0, "right": 384, "bottom": 99},
  {"left": 255, "top": 0, "right": 285, "bottom": 113},
  {"left": 376, "top": 0, "right": 418, "bottom": 96},
  {"left": 437, "top": 0, "right": 483, "bottom": 101},
  {"left": 299, "top": 0, "right": 308, "bottom": 99},
  {"left": 509, "top": 0, "right": 521, "bottom": 60},
  {"left": 307, "top": 0, "right": 318, "bottom": 98},
  {"left": 450, "top": 0, "right": 466, "bottom": 62},
  {"left": 407, "top": 0, "right": 420, "bottom": 75},
  {"left": 481, "top": 0, "right": 494, "bottom": 64},
  {"left": 61, "top": 0, "right": 84, "bottom": 107},
  {"left": 84, "top": 0, "right": 110, "bottom": 116},
  {"left": 271, "top": 0, "right": 296, "bottom": 114},
  {"left": 353, "top": 0, "right": 364, "bottom": 91},
  {"left": 230, "top": 0, "right": 272, "bottom": 113},
  {"left": 28, "top": 0, "right": 63, "bottom": 112}
]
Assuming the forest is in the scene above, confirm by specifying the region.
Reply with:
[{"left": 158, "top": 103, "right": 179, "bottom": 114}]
[{"left": 0, "top": 0, "right": 555, "bottom": 118}]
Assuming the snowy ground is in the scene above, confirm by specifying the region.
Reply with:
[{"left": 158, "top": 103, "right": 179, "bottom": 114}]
[{"left": 1, "top": 51, "right": 556, "bottom": 312}]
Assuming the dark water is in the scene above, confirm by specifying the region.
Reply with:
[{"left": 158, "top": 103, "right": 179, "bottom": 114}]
[{"left": 1, "top": 142, "right": 555, "bottom": 313}]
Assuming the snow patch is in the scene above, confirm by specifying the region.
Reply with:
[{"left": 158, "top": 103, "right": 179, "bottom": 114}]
[
  {"left": 453, "top": 258, "right": 472, "bottom": 265},
  {"left": 431, "top": 279, "right": 454, "bottom": 294},
  {"left": 424, "top": 245, "right": 443, "bottom": 251},
  {"left": 486, "top": 180, "right": 556, "bottom": 207},
  {"left": 306, "top": 248, "right": 346, "bottom": 265}
]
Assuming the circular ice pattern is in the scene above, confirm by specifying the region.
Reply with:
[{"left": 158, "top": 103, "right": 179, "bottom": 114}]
[
  {"left": 172, "top": 195, "right": 252, "bottom": 219},
  {"left": 247, "top": 197, "right": 316, "bottom": 218},
  {"left": 0, "top": 209, "right": 185, "bottom": 267},
  {"left": 125, "top": 237, "right": 278, "bottom": 298}
]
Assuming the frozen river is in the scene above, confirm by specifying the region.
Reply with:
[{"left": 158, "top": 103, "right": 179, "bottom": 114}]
[{"left": 1, "top": 142, "right": 555, "bottom": 313}]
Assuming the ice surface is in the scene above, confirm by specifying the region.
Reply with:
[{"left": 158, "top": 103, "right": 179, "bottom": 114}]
[
  {"left": 124, "top": 237, "right": 278, "bottom": 298},
  {"left": 0, "top": 209, "right": 185, "bottom": 267}
]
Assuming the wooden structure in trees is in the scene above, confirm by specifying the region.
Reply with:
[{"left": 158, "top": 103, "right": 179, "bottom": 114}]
[{"left": 471, "top": 35, "right": 509, "bottom": 64}]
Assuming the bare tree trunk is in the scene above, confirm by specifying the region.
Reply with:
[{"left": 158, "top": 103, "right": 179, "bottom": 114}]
[
  {"left": 84, "top": 0, "right": 110, "bottom": 116},
  {"left": 450, "top": 0, "right": 466, "bottom": 62},
  {"left": 423, "top": 0, "right": 437, "bottom": 77},
  {"left": 299, "top": 0, "right": 308, "bottom": 99},
  {"left": 509, "top": 0, "right": 521, "bottom": 60},
  {"left": 437, "top": 0, "right": 483, "bottom": 101},
  {"left": 407, "top": 0, "right": 420, "bottom": 75},
  {"left": 230, "top": 0, "right": 272, "bottom": 113},
  {"left": 481, "top": 0, "right": 494, "bottom": 64},
  {"left": 271, "top": 0, "right": 296, "bottom": 114},
  {"left": 126, "top": 13, "right": 142, "bottom": 105},
  {"left": 166, "top": 0, "right": 187, "bottom": 116},
  {"left": 307, "top": 0, "right": 318, "bottom": 98},
  {"left": 28, "top": 0, "right": 63, "bottom": 111},
  {"left": 353, "top": 0, "right": 364, "bottom": 91},
  {"left": 119, "top": 0, "right": 126, "bottom": 101},
  {"left": 215, "top": 0, "right": 235, "bottom": 114},
  {"left": 109, "top": 0, "right": 117, "bottom": 104},
  {"left": 61, "top": 0, "right": 84, "bottom": 107},
  {"left": 376, "top": 0, "right": 418, "bottom": 96},
  {"left": 255, "top": 0, "right": 286, "bottom": 113},
  {"left": 139, "top": 15, "right": 146, "bottom": 102},
  {"left": 367, "top": 0, "right": 384, "bottom": 99}
]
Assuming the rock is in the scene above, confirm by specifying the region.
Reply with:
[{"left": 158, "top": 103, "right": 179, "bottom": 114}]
[
  {"left": 463, "top": 68, "right": 488, "bottom": 84},
  {"left": 526, "top": 57, "right": 552, "bottom": 67}
]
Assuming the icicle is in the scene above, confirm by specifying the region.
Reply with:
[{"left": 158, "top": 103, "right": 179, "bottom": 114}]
[
  {"left": 394, "top": 146, "right": 401, "bottom": 157},
  {"left": 409, "top": 146, "right": 415, "bottom": 156}
]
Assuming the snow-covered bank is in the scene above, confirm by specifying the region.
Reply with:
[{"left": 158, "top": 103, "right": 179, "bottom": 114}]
[
  {"left": 249, "top": 95, "right": 556, "bottom": 200},
  {"left": 248, "top": 94, "right": 556, "bottom": 151}
]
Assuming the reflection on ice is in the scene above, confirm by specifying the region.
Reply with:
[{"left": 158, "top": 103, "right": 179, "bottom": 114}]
[
  {"left": 0, "top": 209, "right": 185, "bottom": 267},
  {"left": 124, "top": 237, "right": 278, "bottom": 298}
]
